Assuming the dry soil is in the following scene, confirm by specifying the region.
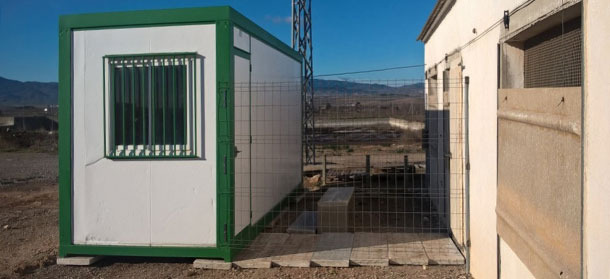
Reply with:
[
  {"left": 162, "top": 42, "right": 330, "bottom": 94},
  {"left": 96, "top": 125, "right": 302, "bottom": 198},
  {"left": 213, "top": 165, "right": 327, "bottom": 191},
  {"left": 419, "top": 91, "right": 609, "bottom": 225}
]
[{"left": 0, "top": 152, "right": 469, "bottom": 279}]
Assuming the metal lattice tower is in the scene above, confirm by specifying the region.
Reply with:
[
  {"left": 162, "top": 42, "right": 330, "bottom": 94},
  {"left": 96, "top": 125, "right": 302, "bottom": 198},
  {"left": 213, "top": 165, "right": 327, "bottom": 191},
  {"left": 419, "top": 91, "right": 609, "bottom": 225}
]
[{"left": 292, "top": 0, "right": 315, "bottom": 164}]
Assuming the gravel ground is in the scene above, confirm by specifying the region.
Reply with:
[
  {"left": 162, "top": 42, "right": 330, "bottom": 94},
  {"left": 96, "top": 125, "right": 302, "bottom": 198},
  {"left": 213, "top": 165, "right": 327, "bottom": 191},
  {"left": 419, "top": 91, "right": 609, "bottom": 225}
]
[
  {"left": 0, "top": 152, "right": 469, "bottom": 279},
  {"left": 0, "top": 153, "right": 57, "bottom": 187}
]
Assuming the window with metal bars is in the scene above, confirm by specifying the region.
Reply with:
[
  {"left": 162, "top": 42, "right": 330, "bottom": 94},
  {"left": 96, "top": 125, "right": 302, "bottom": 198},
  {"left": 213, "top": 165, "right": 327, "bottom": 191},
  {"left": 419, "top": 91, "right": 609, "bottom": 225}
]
[{"left": 104, "top": 53, "right": 197, "bottom": 158}]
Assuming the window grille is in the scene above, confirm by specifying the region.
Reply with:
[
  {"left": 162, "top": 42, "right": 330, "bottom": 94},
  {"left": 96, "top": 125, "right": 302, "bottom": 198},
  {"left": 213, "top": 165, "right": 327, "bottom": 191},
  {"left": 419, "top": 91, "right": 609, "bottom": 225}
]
[
  {"left": 524, "top": 17, "right": 582, "bottom": 88},
  {"left": 103, "top": 53, "right": 197, "bottom": 158}
]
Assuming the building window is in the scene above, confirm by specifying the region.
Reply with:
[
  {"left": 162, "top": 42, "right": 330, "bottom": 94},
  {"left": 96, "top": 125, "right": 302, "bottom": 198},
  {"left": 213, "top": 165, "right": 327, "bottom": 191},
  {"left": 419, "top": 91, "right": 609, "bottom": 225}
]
[{"left": 104, "top": 54, "right": 197, "bottom": 158}]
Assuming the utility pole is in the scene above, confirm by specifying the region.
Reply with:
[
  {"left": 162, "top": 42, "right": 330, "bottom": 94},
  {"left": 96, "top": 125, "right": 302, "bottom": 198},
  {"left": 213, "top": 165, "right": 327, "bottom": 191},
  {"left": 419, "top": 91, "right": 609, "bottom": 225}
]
[{"left": 292, "top": 0, "right": 315, "bottom": 164}]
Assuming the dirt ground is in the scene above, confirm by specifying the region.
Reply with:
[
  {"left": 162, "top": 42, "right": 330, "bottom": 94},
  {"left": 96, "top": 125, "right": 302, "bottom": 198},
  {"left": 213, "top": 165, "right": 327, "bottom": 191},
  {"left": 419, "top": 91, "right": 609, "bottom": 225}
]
[{"left": 0, "top": 152, "right": 469, "bottom": 278}]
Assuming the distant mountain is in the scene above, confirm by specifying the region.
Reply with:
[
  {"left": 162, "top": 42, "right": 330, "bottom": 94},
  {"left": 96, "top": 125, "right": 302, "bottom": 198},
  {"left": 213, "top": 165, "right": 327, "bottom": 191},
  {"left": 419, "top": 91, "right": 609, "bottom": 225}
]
[
  {"left": 314, "top": 79, "right": 424, "bottom": 96},
  {"left": 0, "top": 76, "right": 423, "bottom": 106},
  {"left": 0, "top": 76, "right": 58, "bottom": 106}
]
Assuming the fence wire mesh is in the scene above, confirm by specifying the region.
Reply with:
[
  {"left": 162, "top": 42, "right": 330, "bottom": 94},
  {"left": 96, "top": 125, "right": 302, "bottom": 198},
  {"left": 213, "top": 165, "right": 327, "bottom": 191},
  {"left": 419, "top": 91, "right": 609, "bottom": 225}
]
[{"left": 227, "top": 78, "right": 467, "bottom": 266}]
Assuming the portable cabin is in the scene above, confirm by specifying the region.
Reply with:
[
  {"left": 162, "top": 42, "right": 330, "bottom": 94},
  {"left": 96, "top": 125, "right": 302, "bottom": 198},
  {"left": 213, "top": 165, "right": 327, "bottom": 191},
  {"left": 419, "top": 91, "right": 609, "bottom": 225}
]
[{"left": 58, "top": 6, "right": 302, "bottom": 261}]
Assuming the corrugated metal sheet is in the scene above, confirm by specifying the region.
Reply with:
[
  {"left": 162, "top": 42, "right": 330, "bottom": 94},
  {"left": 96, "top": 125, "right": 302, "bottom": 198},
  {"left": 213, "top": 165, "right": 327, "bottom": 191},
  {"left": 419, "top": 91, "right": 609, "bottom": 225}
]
[{"left": 497, "top": 87, "right": 581, "bottom": 279}]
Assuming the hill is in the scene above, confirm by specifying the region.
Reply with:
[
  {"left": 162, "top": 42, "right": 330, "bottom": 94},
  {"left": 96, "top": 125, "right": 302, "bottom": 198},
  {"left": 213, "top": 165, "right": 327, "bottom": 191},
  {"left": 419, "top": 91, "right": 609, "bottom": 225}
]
[
  {"left": 0, "top": 76, "right": 424, "bottom": 106},
  {"left": 0, "top": 76, "right": 58, "bottom": 106},
  {"left": 314, "top": 79, "right": 424, "bottom": 96}
]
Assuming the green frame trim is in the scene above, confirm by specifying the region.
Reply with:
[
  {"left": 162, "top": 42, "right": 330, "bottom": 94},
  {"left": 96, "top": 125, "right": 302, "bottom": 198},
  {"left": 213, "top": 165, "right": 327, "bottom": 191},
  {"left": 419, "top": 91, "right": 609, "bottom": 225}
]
[
  {"left": 103, "top": 52, "right": 198, "bottom": 58},
  {"left": 216, "top": 19, "right": 234, "bottom": 260},
  {"left": 60, "top": 245, "right": 229, "bottom": 259},
  {"left": 105, "top": 155, "right": 198, "bottom": 160},
  {"left": 58, "top": 12, "right": 71, "bottom": 256},
  {"left": 233, "top": 47, "right": 251, "bottom": 60},
  {"left": 59, "top": 6, "right": 302, "bottom": 262},
  {"left": 59, "top": 6, "right": 300, "bottom": 61}
]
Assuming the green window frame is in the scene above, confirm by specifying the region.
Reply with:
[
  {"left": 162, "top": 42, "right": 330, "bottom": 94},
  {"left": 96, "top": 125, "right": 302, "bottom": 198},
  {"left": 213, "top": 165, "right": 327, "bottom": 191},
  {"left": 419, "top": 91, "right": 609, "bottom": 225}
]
[{"left": 103, "top": 53, "right": 198, "bottom": 159}]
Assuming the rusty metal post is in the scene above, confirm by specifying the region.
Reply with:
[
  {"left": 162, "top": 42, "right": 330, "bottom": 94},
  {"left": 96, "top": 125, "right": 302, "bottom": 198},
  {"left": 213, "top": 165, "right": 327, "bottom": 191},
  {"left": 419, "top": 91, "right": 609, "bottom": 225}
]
[
  {"left": 404, "top": 155, "right": 409, "bottom": 187},
  {"left": 365, "top": 154, "right": 371, "bottom": 183},
  {"left": 322, "top": 154, "right": 327, "bottom": 186},
  {"left": 464, "top": 76, "right": 471, "bottom": 274}
]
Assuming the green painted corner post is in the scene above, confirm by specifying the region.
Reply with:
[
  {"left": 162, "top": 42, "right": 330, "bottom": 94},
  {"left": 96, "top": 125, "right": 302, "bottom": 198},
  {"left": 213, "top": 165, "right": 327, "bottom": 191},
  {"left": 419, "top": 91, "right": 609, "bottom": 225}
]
[
  {"left": 58, "top": 20, "right": 72, "bottom": 258},
  {"left": 216, "top": 19, "right": 235, "bottom": 262}
]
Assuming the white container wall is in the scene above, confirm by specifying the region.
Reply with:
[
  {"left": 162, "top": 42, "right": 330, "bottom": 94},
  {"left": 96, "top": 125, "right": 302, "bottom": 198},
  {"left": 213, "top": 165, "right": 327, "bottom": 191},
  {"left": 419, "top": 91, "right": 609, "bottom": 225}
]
[
  {"left": 233, "top": 27, "right": 302, "bottom": 236},
  {"left": 72, "top": 24, "right": 217, "bottom": 246}
]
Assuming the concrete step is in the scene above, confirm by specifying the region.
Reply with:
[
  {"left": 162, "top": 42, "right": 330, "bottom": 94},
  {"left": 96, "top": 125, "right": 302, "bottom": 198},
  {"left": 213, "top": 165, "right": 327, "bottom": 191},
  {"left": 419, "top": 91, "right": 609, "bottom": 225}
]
[{"left": 287, "top": 211, "right": 317, "bottom": 234}]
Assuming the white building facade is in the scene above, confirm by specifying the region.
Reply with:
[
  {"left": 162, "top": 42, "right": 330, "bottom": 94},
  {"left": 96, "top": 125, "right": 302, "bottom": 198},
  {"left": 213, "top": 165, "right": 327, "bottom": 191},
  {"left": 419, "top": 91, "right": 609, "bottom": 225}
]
[{"left": 418, "top": 0, "right": 609, "bottom": 278}]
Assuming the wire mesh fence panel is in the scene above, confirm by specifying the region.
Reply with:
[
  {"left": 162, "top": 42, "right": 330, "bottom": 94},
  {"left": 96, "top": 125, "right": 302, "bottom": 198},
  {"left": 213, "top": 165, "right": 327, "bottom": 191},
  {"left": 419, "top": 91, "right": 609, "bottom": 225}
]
[
  {"left": 311, "top": 79, "right": 451, "bottom": 234},
  {"left": 230, "top": 81, "right": 303, "bottom": 247},
  {"left": 228, "top": 78, "right": 467, "bottom": 266}
]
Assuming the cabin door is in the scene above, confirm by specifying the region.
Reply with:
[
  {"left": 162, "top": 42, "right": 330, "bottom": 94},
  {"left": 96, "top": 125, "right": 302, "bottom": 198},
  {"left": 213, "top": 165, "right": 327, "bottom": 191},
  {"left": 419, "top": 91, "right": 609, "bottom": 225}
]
[{"left": 234, "top": 55, "right": 251, "bottom": 235}]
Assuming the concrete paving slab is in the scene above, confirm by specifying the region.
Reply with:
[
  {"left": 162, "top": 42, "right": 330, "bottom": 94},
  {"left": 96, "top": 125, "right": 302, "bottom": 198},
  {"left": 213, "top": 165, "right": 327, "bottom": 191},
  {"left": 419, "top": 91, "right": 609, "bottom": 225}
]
[
  {"left": 56, "top": 256, "right": 103, "bottom": 266},
  {"left": 271, "top": 234, "right": 317, "bottom": 267},
  {"left": 234, "top": 233, "right": 289, "bottom": 269},
  {"left": 193, "top": 259, "right": 232, "bottom": 270},
  {"left": 311, "top": 233, "right": 353, "bottom": 267},
  {"left": 420, "top": 233, "right": 465, "bottom": 265},
  {"left": 386, "top": 233, "right": 429, "bottom": 265},
  {"left": 350, "top": 232, "right": 389, "bottom": 266}
]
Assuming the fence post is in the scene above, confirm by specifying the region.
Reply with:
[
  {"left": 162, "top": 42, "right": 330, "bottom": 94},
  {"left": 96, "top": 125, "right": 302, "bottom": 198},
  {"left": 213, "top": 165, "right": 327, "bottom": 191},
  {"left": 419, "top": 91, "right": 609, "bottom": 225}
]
[
  {"left": 404, "top": 155, "right": 409, "bottom": 187},
  {"left": 365, "top": 154, "right": 371, "bottom": 183},
  {"left": 322, "top": 154, "right": 327, "bottom": 186},
  {"left": 464, "top": 76, "right": 471, "bottom": 274}
]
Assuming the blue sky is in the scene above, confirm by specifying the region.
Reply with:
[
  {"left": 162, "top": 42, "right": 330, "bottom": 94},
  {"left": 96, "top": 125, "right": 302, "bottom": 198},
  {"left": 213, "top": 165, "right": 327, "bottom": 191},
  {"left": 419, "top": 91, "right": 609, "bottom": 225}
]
[{"left": 0, "top": 0, "right": 434, "bottom": 82}]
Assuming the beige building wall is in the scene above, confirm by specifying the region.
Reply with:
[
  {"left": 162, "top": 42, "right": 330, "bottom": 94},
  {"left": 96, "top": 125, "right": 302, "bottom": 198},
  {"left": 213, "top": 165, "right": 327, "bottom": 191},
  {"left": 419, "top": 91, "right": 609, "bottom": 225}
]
[
  {"left": 457, "top": 33, "right": 504, "bottom": 279},
  {"left": 423, "top": 1, "right": 513, "bottom": 277},
  {"left": 583, "top": 0, "right": 610, "bottom": 278},
  {"left": 422, "top": 0, "right": 587, "bottom": 278}
]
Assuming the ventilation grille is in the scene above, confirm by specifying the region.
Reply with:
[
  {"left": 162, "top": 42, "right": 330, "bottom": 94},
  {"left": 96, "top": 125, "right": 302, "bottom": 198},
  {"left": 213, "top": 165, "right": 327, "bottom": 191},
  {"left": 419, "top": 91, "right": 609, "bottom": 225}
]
[{"left": 524, "top": 17, "right": 582, "bottom": 88}]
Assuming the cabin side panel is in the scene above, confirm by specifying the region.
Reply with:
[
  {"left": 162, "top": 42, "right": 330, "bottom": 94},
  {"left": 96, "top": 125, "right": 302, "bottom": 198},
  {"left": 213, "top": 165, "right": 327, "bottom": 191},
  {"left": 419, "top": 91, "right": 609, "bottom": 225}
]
[
  {"left": 72, "top": 24, "right": 217, "bottom": 246},
  {"left": 249, "top": 37, "right": 302, "bottom": 224}
]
